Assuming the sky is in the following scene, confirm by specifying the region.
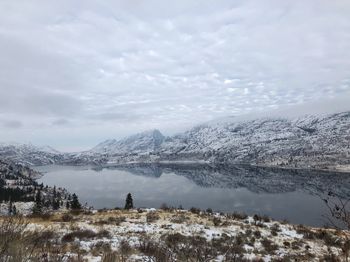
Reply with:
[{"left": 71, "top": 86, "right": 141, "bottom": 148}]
[{"left": 0, "top": 0, "right": 350, "bottom": 151}]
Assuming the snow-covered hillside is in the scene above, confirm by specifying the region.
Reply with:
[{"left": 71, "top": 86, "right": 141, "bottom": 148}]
[
  {"left": 155, "top": 111, "right": 350, "bottom": 170},
  {"left": 0, "top": 160, "right": 71, "bottom": 215},
  {"left": 1, "top": 111, "right": 350, "bottom": 171},
  {"left": 91, "top": 129, "right": 165, "bottom": 154},
  {"left": 84, "top": 111, "right": 350, "bottom": 171},
  {"left": 0, "top": 143, "right": 62, "bottom": 166}
]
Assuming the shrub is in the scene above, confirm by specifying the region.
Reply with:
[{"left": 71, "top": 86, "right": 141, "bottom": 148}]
[
  {"left": 261, "top": 238, "right": 278, "bottom": 253},
  {"left": 213, "top": 217, "right": 221, "bottom": 227},
  {"left": 39, "top": 212, "right": 53, "bottom": 221},
  {"left": 283, "top": 241, "right": 291, "bottom": 247},
  {"left": 253, "top": 230, "right": 262, "bottom": 239},
  {"left": 206, "top": 208, "right": 213, "bottom": 214},
  {"left": 0, "top": 216, "right": 57, "bottom": 261},
  {"left": 189, "top": 207, "right": 201, "bottom": 215},
  {"left": 119, "top": 239, "right": 132, "bottom": 261},
  {"left": 138, "top": 237, "right": 174, "bottom": 262},
  {"left": 61, "top": 213, "right": 74, "bottom": 222},
  {"left": 28, "top": 212, "right": 52, "bottom": 220},
  {"left": 230, "top": 212, "right": 248, "bottom": 220},
  {"left": 102, "top": 252, "right": 120, "bottom": 262},
  {"left": 261, "top": 215, "right": 271, "bottom": 223},
  {"left": 62, "top": 229, "right": 98, "bottom": 242},
  {"left": 170, "top": 214, "right": 188, "bottom": 224},
  {"left": 160, "top": 203, "right": 171, "bottom": 211},
  {"left": 96, "top": 216, "right": 126, "bottom": 226},
  {"left": 244, "top": 228, "right": 253, "bottom": 238},
  {"left": 146, "top": 212, "right": 160, "bottom": 223},
  {"left": 96, "top": 229, "right": 111, "bottom": 238},
  {"left": 165, "top": 233, "right": 187, "bottom": 248},
  {"left": 270, "top": 223, "right": 281, "bottom": 236},
  {"left": 291, "top": 240, "right": 303, "bottom": 250},
  {"left": 91, "top": 241, "right": 111, "bottom": 256},
  {"left": 253, "top": 214, "right": 261, "bottom": 223},
  {"left": 315, "top": 230, "right": 342, "bottom": 247},
  {"left": 69, "top": 209, "right": 82, "bottom": 216},
  {"left": 212, "top": 234, "right": 245, "bottom": 261},
  {"left": 321, "top": 253, "right": 341, "bottom": 262},
  {"left": 111, "top": 216, "right": 126, "bottom": 225}
]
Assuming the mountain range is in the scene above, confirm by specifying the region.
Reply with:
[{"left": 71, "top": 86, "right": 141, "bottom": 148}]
[{"left": 1, "top": 111, "right": 349, "bottom": 171}]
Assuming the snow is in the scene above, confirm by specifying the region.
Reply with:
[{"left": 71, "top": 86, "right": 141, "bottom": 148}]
[
  {"left": 0, "top": 201, "right": 34, "bottom": 215},
  {"left": 280, "top": 226, "right": 303, "bottom": 239},
  {"left": 15, "top": 209, "right": 346, "bottom": 262},
  {"left": 1, "top": 111, "right": 350, "bottom": 170}
]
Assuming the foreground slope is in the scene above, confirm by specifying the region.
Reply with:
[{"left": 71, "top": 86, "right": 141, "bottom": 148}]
[{"left": 1, "top": 209, "right": 349, "bottom": 261}]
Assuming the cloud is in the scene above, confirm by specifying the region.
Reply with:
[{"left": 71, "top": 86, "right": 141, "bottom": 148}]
[
  {"left": 1, "top": 120, "right": 22, "bottom": 129},
  {"left": 0, "top": 0, "right": 349, "bottom": 150},
  {"left": 52, "top": 119, "right": 70, "bottom": 126}
]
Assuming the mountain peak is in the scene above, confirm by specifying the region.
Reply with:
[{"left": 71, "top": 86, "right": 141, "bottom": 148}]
[
  {"left": 91, "top": 129, "right": 165, "bottom": 155},
  {"left": 139, "top": 129, "right": 163, "bottom": 138}
]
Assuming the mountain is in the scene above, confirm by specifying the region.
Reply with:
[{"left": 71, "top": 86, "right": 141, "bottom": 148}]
[
  {"left": 157, "top": 111, "right": 350, "bottom": 170},
  {"left": 91, "top": 129, "right": 165, "bottom": 155},
  {"left": 1, "top": 112, "right": 350, "bottom": 171},
  {"left": 87, "top": 111, "right": 350, "bottom": 171},
  {"left": 0, "top": 143, "right": 63, "bottom": 166}
]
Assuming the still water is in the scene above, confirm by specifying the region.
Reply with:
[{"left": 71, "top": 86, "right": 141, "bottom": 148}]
[{"left": 35, "top": 164, "right": 350, "bottom": 227}]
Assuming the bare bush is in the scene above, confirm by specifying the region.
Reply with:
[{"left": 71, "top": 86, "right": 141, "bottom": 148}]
[
  {"left": 102, "top": 251, "right": 121, "bottom": 262},
  {"left": 146, "top": 212, "right": 160, "bottom": 223},
  {"left": 138, "top": 236, "right": 175, "bottom": 262},
  {"left": 323, "top": 191, "right": 350, "bottom": 261},
  {"left": 119, "top": 240, "right": 132, "bottom": 262},
  {"left": 62, "top": 229, "right": 109, "bottom": 242},
  {"left": 0, "top": 216, "right": 62, "bottom": 261},
  {"left": 170, "top": 214, "right": 189, "bottom": 224}
]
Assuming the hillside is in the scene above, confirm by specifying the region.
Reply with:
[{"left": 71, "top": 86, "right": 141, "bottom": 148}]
[
  {"left": 1, "top": 112, "right": 349, "bottom": 171},
  {"left": 0, "top": 160, "right": 81, "bottom": 215},
  {"left": 0, "top": 208, "right": 348, "bottom": 261},
  {"left": 85, "top": 111, "right": 350, "bottom": 171}
]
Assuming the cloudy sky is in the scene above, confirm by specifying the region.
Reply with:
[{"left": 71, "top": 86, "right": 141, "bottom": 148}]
[{"left": 0, "top": 0, "right": 350, "bottom": 151}]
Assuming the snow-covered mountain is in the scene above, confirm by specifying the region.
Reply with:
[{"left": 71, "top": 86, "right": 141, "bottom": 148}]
[
  {"left": 91, "top": 129, "right": 165, "bottom": 154},
  {"left": 155, "top": 111, "right": 350, "bottom": 170},
  {"left": 1, "top": 111, "right": 349, "bottom": 171},
  {"left": 0, "top": 143, "right": 63, "bottom": 166},
  {"left": 84, "top": 111, "right": 350, "bottom": 171}
]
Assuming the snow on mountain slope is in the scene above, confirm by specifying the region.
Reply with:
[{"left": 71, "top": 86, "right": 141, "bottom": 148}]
[
  {"left": 1, "top": 112, "right": 349, "bottom": 170},
  {"left": 159, "top": 111, "right": 350, "bottom": 170},
  {"left": 93, "top": 111, "right": 350, "bottom": 170},
  {"left": 0, "top": 143, "right": 62, "bottom": 166},
  {"left": 92, "top": 129, "right": 165, "bottom": 155}
]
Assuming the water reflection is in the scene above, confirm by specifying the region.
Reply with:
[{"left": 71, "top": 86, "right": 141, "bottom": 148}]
[{"left": 36, "top": 164, "right": 350, "bottom": 226}]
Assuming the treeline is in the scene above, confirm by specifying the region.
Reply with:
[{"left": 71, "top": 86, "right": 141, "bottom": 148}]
[{"left": 0, "top": 185, "right": 35, "bottom": 202}]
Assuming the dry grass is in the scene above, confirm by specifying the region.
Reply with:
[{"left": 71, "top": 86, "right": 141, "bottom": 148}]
[{"left": 0, "top": 209, "right": 349, "bottom": 261}]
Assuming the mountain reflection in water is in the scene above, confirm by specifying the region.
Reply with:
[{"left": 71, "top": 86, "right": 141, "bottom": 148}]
[{"left": 36, "top": 163, "right": 350, "bottom": 227}]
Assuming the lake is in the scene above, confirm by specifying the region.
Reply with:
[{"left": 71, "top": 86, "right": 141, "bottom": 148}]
[{"left": 35, "top": 163, "right": 350, "bottom": 227}]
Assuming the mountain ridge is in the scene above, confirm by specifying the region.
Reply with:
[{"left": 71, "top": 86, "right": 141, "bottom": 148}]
[{"left": 1, "top": 111, "right": 349, "bottom": 171}]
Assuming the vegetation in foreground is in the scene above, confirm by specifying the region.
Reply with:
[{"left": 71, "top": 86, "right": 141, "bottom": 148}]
[{"left": 0, "top": 207, "right": 349, "bottom": 262}]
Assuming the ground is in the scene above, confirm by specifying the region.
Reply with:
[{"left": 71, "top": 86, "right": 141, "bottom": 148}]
[{"left": 0, "top": 208, "right": 349, "bottom": 261}]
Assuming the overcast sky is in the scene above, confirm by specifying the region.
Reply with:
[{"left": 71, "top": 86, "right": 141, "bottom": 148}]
[{"left": 0, "top": 0, "right": 350, "bottom": 151}]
